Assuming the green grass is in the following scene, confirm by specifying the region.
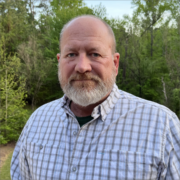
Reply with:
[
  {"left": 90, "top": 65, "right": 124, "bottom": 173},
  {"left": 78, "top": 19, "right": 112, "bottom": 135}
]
[{"left": 0, "top": 152, "right": 13, "bottom": 180}]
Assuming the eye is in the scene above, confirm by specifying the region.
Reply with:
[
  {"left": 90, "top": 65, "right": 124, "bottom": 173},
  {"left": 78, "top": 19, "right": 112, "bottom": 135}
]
[
  {"left": 91, "top": 53, "right": 100, "bottom": 57},
  {"left": 67, "top": 53, "right": 76, "bottom": 57}
]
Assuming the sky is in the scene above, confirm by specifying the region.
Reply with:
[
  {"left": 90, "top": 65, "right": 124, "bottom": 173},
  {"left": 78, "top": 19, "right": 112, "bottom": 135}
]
[{"left": 84, "top": 0, "right": 134, "bottom": 19}]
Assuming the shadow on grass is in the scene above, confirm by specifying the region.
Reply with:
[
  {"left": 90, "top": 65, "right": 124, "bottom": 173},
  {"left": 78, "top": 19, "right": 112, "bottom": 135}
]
[{"left": 0, "top": 152, "right": 13, "bottom": 180}]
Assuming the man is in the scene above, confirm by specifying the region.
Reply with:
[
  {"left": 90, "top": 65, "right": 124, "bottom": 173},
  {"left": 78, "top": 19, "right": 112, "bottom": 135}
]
[{"left": 11, "top": 15, "right": 180, "bottom": 180}]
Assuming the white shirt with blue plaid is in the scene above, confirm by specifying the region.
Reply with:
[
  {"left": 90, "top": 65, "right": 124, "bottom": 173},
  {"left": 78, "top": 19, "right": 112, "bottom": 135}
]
[{"left": 11, "top": 84, "right": 180, "bottom": 180}]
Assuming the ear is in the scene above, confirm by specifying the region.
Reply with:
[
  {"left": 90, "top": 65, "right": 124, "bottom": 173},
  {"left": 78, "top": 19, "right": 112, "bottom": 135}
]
[
  {"left": 113, "top": 53, "right": 120, "bottom": 76},
  {"left": 57, "top": 53, "right": 60, "bottom": 62}
]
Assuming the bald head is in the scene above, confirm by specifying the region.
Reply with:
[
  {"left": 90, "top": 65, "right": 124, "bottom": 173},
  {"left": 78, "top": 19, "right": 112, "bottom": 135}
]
[{"left": 59, "top": 15, "right": 116, "bottom": 54}]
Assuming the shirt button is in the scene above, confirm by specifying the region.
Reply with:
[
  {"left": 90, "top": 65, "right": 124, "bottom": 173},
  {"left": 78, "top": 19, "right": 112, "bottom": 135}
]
[
  {"left": 40, "top": 145, "right": 43, "bottom": 149},
  {"left": 73, "top": 131, "right": 77, "bottom": 136},
  {"left": 72, "top": 166, "right": 76, "bottom": 172}
]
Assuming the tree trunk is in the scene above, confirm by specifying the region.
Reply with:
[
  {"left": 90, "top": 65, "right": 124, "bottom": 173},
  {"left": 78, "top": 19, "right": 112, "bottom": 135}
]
[
  {"left": 161, "top": 77, "right": 167, "bottom": 105},
  {"left": 151, "top": 27, "right": 153, "bottom": 58},
  {"left": 138, "top": 57, "right": 142, "bottom": 97},
  {"left": 179, "top": 90, "right": 180, "bottom": 119},
  {"left": 123, "top": 37, "right": 128, "bottom": 82},
  {"left": 31, "top": 96, "right": 35, "bottom": 110},
  {"left": 5, "top": 68, "right": 8, "bottom": 138}
]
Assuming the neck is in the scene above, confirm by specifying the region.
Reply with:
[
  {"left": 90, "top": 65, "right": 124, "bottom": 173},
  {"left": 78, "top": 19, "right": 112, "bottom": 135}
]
[{"left": 70, "top": 93, "right": 110, "bottom": 117}]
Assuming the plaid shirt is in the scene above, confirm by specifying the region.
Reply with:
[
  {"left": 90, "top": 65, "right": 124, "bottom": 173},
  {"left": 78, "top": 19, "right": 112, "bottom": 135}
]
[{"left": 11, "top": 84, "right": 180, "bottom": 180}]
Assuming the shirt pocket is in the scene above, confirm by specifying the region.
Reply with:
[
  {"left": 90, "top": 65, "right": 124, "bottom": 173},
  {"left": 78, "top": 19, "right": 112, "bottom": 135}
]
[
  {"left": 25, "top": 142, "right": 64, "bottom": 180},
  {"left": 89, "top": 149, "right": 159, "bottom": 180}
]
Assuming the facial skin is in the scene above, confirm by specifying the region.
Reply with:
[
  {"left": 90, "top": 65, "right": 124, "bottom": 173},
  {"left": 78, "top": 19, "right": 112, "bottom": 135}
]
[{"left": 57, "top": 16, "right": 120, "bottom": 117}]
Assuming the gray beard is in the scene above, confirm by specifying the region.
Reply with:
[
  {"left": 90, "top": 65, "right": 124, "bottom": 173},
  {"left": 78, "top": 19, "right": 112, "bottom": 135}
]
[{"left": 58, "top": 69, "right": 116, "bottom": 107}]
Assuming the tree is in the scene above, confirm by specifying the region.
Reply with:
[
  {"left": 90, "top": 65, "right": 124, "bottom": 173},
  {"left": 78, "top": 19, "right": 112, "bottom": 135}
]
[
  {"left": 114, "top": 0, "right": 179, "bottom": 103},
  {"left": 162, "top": 13, "right": 180, "bottom": 117},
  {"left": 0, "top": 37, "right": 29, "bottom": 144},
  {"left": 18, "top": 36, "right": 53, "bottom": 109},
  {"left": 132, "top": 0, "right": 177, "bottom": 58},
  {"left": 0, "top": 0, "right": 30, "bottom": 54}
]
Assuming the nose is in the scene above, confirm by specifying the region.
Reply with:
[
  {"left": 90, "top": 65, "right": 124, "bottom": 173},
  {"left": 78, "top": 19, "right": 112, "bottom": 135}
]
[{"left": 75, "top": 54, "right": 92, "bottom": 73}]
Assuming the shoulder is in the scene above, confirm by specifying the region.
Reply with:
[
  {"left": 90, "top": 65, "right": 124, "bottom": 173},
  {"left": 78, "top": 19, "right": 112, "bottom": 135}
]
[
  {"left": 34, "top": 98, "right": 64, "bottom": 114},
  {"left": 117, "top": 88, "right": 180, "bottom": 142},
  {"left": 27, "top": 97, "right": 65, "bottom": 125},
  {"left": 20, "top": 97, "right": 66, "bottom": 140},
  {"left": 117, "top": 89, "right": 180, "bottom": 130},
  {"left": 118, "top": 89, "right": 175, "bottom": 117}
]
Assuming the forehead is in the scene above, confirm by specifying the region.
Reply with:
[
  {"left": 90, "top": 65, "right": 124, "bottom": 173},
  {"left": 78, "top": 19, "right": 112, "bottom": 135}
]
[{"left": 60, "top": 17, "right": 112, "bottom": 51}]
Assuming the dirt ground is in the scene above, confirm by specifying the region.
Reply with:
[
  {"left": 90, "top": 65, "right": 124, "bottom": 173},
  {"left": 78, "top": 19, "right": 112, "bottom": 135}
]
[{"left": 0, "top": 142, "right": 15, "bottom": 169}]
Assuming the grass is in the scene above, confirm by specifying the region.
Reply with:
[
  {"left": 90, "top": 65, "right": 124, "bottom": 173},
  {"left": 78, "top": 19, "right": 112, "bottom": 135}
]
[{"left": 0, "top": 152, "right": 13, "bottom": 180}]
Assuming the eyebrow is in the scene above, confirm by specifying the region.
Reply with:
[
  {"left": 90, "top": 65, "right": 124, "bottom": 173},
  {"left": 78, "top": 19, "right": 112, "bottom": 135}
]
[
  {"left": 88, "top": 47, "right": 101, "bottom": 51},
  {"left": 65, "top": 48, "right": 77, "bottom": 51},
  {"left": 64, "top": 47, "right": 101, "bottom": 52}
]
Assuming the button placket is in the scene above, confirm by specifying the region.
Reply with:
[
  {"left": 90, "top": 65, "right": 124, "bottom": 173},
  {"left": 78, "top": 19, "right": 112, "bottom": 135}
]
[
  {"left": 73, "top": 131, "right": 77, "bottom": 136},
  {"left": 39, "top": 145, "right": 43, "bottom": 150},
  {"left": 72, "top": 166, "right": 77, "bottom": 172}
]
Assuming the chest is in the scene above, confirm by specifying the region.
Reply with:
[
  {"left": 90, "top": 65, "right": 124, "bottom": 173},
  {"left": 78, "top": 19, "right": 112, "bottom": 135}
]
[{"left": 24, "top": 115, "right": 164, "bottom": 180}]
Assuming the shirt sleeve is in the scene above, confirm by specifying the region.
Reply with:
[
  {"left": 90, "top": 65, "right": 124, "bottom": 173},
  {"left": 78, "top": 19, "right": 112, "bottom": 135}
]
[
  {"left": 10, "top": 119, "right": 32, "bottom": 180},
  {"left": 164, "top": 113, "right": 180, "bottom": 180}
]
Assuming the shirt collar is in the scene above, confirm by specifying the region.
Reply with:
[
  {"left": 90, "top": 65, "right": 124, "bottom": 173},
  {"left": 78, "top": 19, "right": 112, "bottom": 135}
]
[
  {"left": 92, "top": 84, "right": 121, "bottom": 121},
  {"left": 61, "top": 84, "right": 121, "bottom": 121}
]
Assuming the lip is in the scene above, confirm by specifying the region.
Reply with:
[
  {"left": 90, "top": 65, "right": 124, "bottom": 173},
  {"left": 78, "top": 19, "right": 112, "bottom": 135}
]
[{"left": 72, "top": 79, "right": 93, "bottom": 81}]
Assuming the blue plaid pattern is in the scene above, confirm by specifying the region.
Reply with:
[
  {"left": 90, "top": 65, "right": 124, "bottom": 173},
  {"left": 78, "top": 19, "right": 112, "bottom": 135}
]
[{"left": 11, "top": 84, "right": 180, "bottom": 180}]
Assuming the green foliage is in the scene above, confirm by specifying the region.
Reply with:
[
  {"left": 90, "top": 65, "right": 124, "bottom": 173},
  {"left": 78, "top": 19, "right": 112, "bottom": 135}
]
[
  {"left": 114, "top": 0, "right": 176, "bottom": 106},
  {"left": 162, "top": 18, "right": 180, "bottom": 116},
  {"left": 0, "top": 38, "right": 29, "bottom": 144},
  {"left": 50, "top": 0, "right": 84, "bottom": 10},
  {"left": 0, "top": 0, "right": 31, "bottom": 54},
  {"left": 18, "top": 36, "right": 53, "bottom": 109}
]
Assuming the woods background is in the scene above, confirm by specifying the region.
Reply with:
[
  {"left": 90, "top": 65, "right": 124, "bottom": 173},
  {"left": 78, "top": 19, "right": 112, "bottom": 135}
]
[{"left": 0, "top": 0, "right": 180, "bottom": 144}]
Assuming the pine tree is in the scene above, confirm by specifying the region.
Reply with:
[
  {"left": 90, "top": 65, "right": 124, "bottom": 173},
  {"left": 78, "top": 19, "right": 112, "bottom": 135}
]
[{"left": 0, "top": 37, "right": 28, "bottom": 144}]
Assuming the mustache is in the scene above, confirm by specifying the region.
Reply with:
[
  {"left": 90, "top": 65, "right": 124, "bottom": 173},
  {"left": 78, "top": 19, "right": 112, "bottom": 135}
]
[{"left": 68, "top": 72, "right": 101, "bottom": 82}]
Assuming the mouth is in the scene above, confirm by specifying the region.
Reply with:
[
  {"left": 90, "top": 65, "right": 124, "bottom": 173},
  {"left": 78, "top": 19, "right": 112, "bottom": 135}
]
[
  {"left": 69, "top": 73, "right": 100, "bottom": 84},
  {"left": 72, "top": 79, "right": 93, "bottom": 81},
  {"left": 71, "top": 79, "right": 95, "bottom": 85},
  {"left": 70, "top": 79, "right": 97, "bottom": 86}
]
